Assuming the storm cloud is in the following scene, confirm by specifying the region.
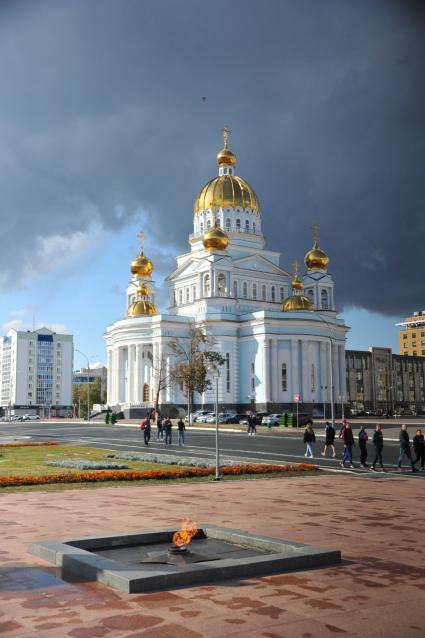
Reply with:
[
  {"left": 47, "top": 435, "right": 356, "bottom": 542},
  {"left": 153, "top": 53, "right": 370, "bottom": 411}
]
[{"left": 0, "top": 0, "right": 423, "bottom": 314}]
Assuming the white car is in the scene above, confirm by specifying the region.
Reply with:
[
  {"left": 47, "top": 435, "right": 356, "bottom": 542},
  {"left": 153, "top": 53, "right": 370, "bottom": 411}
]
[
  {"left": 262, "top": 414, "right": 282, "bottom": 427},
  {"left": 197, "top": 412, "right": 214, "bottom": 423}
]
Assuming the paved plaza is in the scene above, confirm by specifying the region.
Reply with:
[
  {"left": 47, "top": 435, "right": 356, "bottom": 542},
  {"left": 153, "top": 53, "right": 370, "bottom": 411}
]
[{"left": 0, "top": 474, "right": 424, "bottom": 637}]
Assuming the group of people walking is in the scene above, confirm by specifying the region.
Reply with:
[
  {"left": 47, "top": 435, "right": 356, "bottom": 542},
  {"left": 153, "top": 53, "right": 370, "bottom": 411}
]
[
  {"left": 140, "top": 415, "right": 186, "bottom": 447},
  {"left": 304, "top": 419, "right": 425, "bottom": 472}
]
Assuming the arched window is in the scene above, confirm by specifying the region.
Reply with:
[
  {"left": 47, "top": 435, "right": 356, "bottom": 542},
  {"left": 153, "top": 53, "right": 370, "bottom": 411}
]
[
  {"left": 271, "top": 286, "right": 276, "bottom": 302},
  {"left": 204, "top": 274, "right": 210, "bottom": 296},
  {"left": 307, "top": 289, "right": 314, "bottom": 303},
  {"left": 178, "top": 289, "right": 183, "bottom": 305},
  {"left": 262, "top": 285, "right": 266, "bottom": 301},
  {"left": 245, "top": 219, "right": 250, "bottom": 232},
  {"left": 281, "top": 364, "right": 287, "bottom": 391},
  {"left": 192, "top": 285, "right": 196, "bottom": 301},
  {"left": 253, "top": 222, "right": 256, "bottom": 233},
  {"left": 242, "top": 282, "right": 248, "bottom": 299},
  {"left": 218, "top": 273, "right": 226, "bottom": 295},
  {"left": 207, "top": 219, "right": 211, "bottom": 229},
  {"left": 280, "top": 287, "right": 284, "bottom": 302},
  {"left": 236, "top": 218, "right": 241, "bottom": 231},
  {"left": 225, "top": 218, "right": 231, "bottom": 231},
  {"left": 252, "top": 283, "right": 257, "bottom": 299},
  {"left": 186, "top": 288, "right": 190, "bottom": 304},
  {"left": 233, "top": 280, "right": 238, "bottom": 298},
  {"left": 143, "top": 383, "right": 149, "bottom": 402},
  {"left": 321, "top": 289, "right": 329, "bottom": 310},
  {"left": 200, "top": 222, "right": 204, "bottom": 233}
]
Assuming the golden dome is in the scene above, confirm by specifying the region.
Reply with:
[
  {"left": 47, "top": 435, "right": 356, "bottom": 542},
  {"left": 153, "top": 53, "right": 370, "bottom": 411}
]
[
  {"left": 203, "top": 225, "right": 229, "bottom": 251},
  {"left": 127, "top": 299, "right": 158, "bottom": 317},
  {"left": 291, "top": 274, "right": 303, "bottom": 291},
  {"left": 217, "top": 147, "right": 236, "bottom": 166},
  {"left": 137, "top": 282, "right": 149, "bottom": 296},
  {"left": 304, "top": 241, "right": 329, "bottom": 271},
  {"left": 194, "top": 175, "right": 260, "bottom": 215},
  {"left": 282, "top": 295, "right": 314, "bottom": 312},
  {"left": 130, "top": 251, "right": 154, "bottom": 277}
]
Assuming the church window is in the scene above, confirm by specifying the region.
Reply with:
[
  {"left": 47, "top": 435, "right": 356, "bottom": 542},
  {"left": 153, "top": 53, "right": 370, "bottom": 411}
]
[
  {"left": 280, "top": 287, "right": 284, "bottom": 301},
  {"left": 225, "top": 218, "right": 231, "bottom": 231},
  {"left": 207, "top": 219, "right": 211, "bottom": 229},
  {"left": 179, "top": 290, "right": 183, "bottom": 305},
  {"left": 311, "top": 364, "right": 315, "bottom": 392},
  {"left": 321, "top": 289, "right": 329, "bottom": 310},
  {"left": 253, "top": 222, "right": 256, "bottom": 233},
  {"left": 204, "top": 274, "right": 210, "bottom": 296},
  {"left": 226, "top": 353, "right": 230, "bottom": 392},
  {"left": 281, "top": 364, "right": 287, "bottom": 391},
  {"left": 236, "top": 218, "right": 241, "bottom": 231},
  {"left": 200, "top": 222, "right": 204, "bottom": 233},
  {"left": 251, "top": 377, "right": 255, "bottom": 391},
  {"left": 186, "top": 288, "right": 190, "bottom": 304},
  {"left": 233, "top": 280, "right": 238, "bottom": 298},
  {"left": 192, "top": 285, "right": 196, "bottom": 301},
  {"left": 242, "top": 282, "right": 248, "bottom": 299},
  {"left": 262, "top": 285, "right": 266, "bottom": 301},
  {"left": 218, "top": 274, "right": 226, "bottom": 295},
  {"left": 143, "top": 383, "right": 149, "bottom": 402},
  {"left": 251, "top": 362, "right": 255, "bottom": 374},
  {"left": 271, "top": 286, "right": 276, "bottom": 302},
  {"left": 245, "top": 219, "right": 250, "bottom": 232},
  {"left": 252, "top": 283, "right": 257, "bottom": 299},
  {"left": 307, "top": 289, "right": 314, "bottom": 303},
  {"left": 173, "top": 291, "right": 176, "bottom": 306}
]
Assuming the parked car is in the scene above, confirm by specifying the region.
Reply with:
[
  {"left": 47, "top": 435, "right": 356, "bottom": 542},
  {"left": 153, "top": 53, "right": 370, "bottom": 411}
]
[
  {"left": 19, "top": 414, "right": 41, "bottom": 421},
  {"left": 253, "top": 412, "right": 270, "bottom": 425},
  {"left": 262, "top": 414, "right": 281, "bottom": 427},
  {"left": 197, "top": 412, "right": 214, "bottom": 423}
]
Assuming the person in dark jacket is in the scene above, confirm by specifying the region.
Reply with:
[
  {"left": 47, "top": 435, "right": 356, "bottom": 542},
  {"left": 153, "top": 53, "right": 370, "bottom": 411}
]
[
  {"left": 164, "top": 417, "right": 172, "bottom": 445},
  {"left": 156, "top": 415, "right": 163, "bottom": 441},
  {"left": 141, "top": 417, "right": 151, "bottom": 446},
  {"left": 303, "top": 423, "right": 316, "bottom": 458},
  {"left": 247, "top": 414, "right": 256, "bottom": 436},
  {"left": 396, "top": 424, "right": 418, "bottom": 472},
  {"left": 412, "top": 429, "right": 425, "bottom": 471},
  {"left": 177, "top": 418, "right": 186, "bottom": 447},
  {"left": 371, "top": 424, "right": 384, "bottom": 471},
  {"left": 321, "top": 421, "right": 336, "bottom": 457},
  {"left": 358, "top": 425, "right": 369, "bottom": 468},
  {"left": 339, "top": 419, "right": 348, "bottom": 439},
  {"left": 340, "top": 422, "right": 355, "bottom": 468}
]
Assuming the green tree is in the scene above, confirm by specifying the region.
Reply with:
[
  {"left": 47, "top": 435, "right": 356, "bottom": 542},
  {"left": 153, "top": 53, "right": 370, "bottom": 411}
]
[{"left": 72, "top": 377, "right": 102, "bottom": 418}]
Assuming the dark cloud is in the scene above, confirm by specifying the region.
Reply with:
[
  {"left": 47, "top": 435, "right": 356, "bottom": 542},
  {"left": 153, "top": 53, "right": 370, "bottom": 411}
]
[{"left": 0, "top": 0, "right": 423, "bottom": 314}]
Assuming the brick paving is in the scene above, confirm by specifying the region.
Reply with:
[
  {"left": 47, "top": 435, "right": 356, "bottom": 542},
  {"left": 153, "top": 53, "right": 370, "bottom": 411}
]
[{"left": 0, "top": 475, "right": 424, "bottom": 637}]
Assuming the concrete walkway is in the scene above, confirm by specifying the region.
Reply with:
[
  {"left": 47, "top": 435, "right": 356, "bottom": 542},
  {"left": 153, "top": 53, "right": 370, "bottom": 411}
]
[{"left": 0, "top": 474, "right": 424, "bottom": 637}]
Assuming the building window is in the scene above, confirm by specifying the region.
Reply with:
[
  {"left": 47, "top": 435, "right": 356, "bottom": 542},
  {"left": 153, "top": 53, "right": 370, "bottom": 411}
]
[
  {"left": 192, "top": 285, "right": 196, "bottom": 301},
  {"left": 186, "top": 288, "right": 190, "bottom": 304},
  {"left": 179, "top": 289, "right": 183, "bottom": 305},
  {"left": 225, "top": 218, "right": 231, "bottom": 231},
  {"left": 218, "top": 274, "right": 226, "bottom": 295},
  {"left": 242, "top": 282, "right": 248, "bottom": 299},
  {"left": 404, "top": 343, "right": 408, "bottom": 349},
  {"left": 403, "top": 334, "right": 408, "bottom": 339},
  {"left": 200, "top": 222, "right": 204, "bottom": 233},
  {"left": 412, "top": 342, "right": 417, "bottom": 347},
  {"left": 236, "top": 218, "right": 241, "bottom": 230},
  {"left": 226, "top": 353, "right": 230, "bottom": 392},
  {"left": 413, "top": 351, "right": 417, "bottom": 356},
  {"left": 252, "top": 283, "right": 257, "bottom": 299},
  {"left": 233, "top": 280, "right": 238, "bottom": 298},
  {"left": 251, "top": 362, "right": 255, "bottom": 374},
  {"left": 253, "top": 222, "right": 256, "bottom": 233},
  {"left": 262, "top": 285, "right": 266, "bottom": 301},
  {"left": 143, "top": 383, "right": 149, "bottom": 402},
  {"left": 281, "top": 363, "right": 287, "bottom": 391},
  {"left": 307, "top": 289, "right": 314, "bottom": 303},
  {"left": 207, "top": 219, "right": 211, "bottom": 229},
  {"left": 245, "top": 219, "right": 250, "bottom": 232},
  {"left": 251, "top": 377, "right": 255, "bottom": 391},
  {"left": 204, "top": 274, "right": 210, "bottom": 296},
  {"left": 280, "top": 287, "right": 284, "bottom": 302},
  {"left": 271, "top": 286, "right": 276, "bottom": 302},
  {"left": 311, "top": 364, "right": 315, "bottom": 392},
  {"left": 321, "top": 289, "right": 329, "bottom": 310}
]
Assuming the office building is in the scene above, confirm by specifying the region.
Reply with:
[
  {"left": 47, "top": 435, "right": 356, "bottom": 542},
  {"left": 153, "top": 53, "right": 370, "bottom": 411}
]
[{"left": 397, "top": 310, "right": 425, "bottom": 357}]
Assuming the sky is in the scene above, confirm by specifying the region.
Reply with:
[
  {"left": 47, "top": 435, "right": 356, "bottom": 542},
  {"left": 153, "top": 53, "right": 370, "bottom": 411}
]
[{"left": 0, "top": 0, "right": 423, "bottom": 370}]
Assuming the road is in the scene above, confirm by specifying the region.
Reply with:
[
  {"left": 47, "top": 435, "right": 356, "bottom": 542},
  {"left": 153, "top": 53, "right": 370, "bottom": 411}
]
[{"left": 1, "top": 420, "right": 424, "bottom": 480}]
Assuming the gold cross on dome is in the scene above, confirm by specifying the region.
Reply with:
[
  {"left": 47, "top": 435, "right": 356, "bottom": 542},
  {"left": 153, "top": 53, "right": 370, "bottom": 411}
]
[
  {"left": 137, "top": 231, "right": 145, "bottom": 253},
  {"left": 311, "top": 223, "right": 320, "bottom": 242},
  {"left": 222, "top": 125, "right": 231, "bottom": 149},
  {"left": 292, "top": 260, "right": 299, "bottom": 276}
]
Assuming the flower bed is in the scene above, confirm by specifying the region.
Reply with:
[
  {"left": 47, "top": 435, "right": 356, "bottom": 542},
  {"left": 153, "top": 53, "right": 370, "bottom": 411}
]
[
  {"left": 0, "top": 463, "right": 318, "bottom": 487},
  {"left": 45, "top": 460, "right": 129, "bottom": 470},
  {"left": 0, "top": 441, "right": 59, "bottom": 448}
]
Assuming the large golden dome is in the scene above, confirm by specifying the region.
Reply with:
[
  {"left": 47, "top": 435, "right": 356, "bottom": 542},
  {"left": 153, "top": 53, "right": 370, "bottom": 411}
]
[
  {"left": 194, "top": 175, "right": 260, "bottom": 215},
  {"left": 282, "top": 295, "right": 314, "bottom": 312},
  {"left": 203, "top": 225, "right": 229, "bottom": 251},
  {"left": 127, "top": 299, "right": 158, "bottom": 317},
  {"left": 130, "top": 251, "right": 154, "bottom": 277},
  {"left": 304, "top": 240, "right": 329, "bottom": 271}
]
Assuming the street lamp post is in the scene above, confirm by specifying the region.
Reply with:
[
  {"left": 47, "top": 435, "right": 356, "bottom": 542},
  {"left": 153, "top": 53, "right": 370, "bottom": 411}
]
[
  {"left": 75, "top": 349, "right": 91, "bottom": 422},
  {"left": 214, "top": 374, "right": 220, "bottom": 480}
]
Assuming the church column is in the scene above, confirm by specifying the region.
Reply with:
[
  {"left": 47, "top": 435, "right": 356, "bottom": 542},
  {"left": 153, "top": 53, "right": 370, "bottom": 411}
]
[
  {"left": 319, "top": 340, "right": 328, "bottom": 408},
  {"left": 107, "top": 349, "right": 112, "bottom": 404},
  {"left": 262, "top": 338, "right": 270, "bottom": 405},
  {"left": 134, "top": 344, "right": 141, "bottom": 403},
  {"left": 291, "top": 339, "right": 300, "bottom": 399},
  {"left": 128, "top": 345, "right": 134, "bottom": 404},
  {"left": 211, "top": 269, "right": 216, "bottom": 297},
  {"left": 301, "top": 340, "right": 310, "bottom": 403},
  {"left": 270, "top": 338, "right": 278, "bottom": 402}
]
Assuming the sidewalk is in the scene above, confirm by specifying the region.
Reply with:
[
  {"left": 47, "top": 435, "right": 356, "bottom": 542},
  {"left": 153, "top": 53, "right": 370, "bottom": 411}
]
[{"left": 0, "top": 475, "right": 424, "bottom": 637}]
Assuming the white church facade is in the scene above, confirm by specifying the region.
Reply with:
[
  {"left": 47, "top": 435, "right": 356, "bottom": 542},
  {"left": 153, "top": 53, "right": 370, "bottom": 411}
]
[{"left": 105, "top": 130, "right": 349, "bottom": 417}]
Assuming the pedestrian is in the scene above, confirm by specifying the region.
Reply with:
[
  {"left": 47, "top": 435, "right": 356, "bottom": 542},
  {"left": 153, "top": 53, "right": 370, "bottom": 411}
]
[
  {"left": 156, "top": 415, "right": 163, "bottom": 441},
  {"left": 339, "top": 418, "right": 348, "bottom": 439},
  {"left": 397, "top": 423, "right": 418, "bottom": 472},
  {"left": 340, "top": 422, "right": 355, "bottom": 468},
  {"left": 164, "top": 417, "right": 172, "bottom": 445},
  {"left": 141, "top": 417, "right": 151, "bottom": 446},
  {"left": 247, "top": 414, "right": 256, "bottom": 436},
  {"left": 413, "top": 429, "right": 425, "bottom": 471},
  {"left": 177, "top": 418, "right": 186, "bottom": 447},
  {"left": 303, "top": 423, "right": 316, "bottom": 458},
  {"left": 321, "top": 421, "right": 336, "bottom": 457},
  {"left": 358, "top": 425, "right": 369, "bottom": 467},
  {"left": 372, "top": 424, "right": 385, "bottom": 472}
]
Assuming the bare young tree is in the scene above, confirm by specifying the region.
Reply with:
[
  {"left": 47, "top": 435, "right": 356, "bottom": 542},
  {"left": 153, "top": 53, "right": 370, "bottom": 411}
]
[
  {"left": 151, "top": 352, "right": 173, "bottom": 417},
  {"left": 169, "top": 324, "right": 225, "bottom": 422}
]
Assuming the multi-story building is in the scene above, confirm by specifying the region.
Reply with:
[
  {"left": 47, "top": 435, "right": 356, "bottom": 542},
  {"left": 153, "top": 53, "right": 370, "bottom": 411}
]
[
  {"left": 345, "top": 347, "right": 425, "bottom": 415},
  {"left": 0, "top": 327, "right": 73, "bottom": 417},
  {"left": 73, "top": 366, "right": 107, "bottom": 398},
  {"left": 397, "top": 310, "right": 425, "bottom": 357}
]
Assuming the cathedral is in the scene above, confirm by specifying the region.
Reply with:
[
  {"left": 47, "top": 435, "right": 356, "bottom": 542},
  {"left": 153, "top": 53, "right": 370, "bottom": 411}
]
[{"left": 105, "top": 129, "right": 349, "bottom": 417}]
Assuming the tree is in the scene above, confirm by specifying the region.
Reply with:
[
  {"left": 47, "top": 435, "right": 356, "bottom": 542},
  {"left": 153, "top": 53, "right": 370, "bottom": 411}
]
[
  {"left": 72, "top": 378, "right": 102, "bottom": 418},
  {"left": 151, "top": 352, "right": 173, "bottom": 417},
  {"left": 169, "top": 325, "right": 225, "bottom": 421}
]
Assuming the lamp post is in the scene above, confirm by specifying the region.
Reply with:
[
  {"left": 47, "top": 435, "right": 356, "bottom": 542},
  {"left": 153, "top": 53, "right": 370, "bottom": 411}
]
[
  {"left": 75, "top": 349, "right": 91, "bottom": 422},
  {"left": 214, "top": 373, "right": 220, "bottom": 480},
  {"left": 321, "top": 385, "right": 327, "bottom": 420}
]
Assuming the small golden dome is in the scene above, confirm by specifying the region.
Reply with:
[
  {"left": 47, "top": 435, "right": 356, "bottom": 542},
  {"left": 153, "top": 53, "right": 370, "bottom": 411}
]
[
  {"left": 194, "top": 175, "right": 260, "bottom": 215},
  {"left": 127, "top": 299, "right": 158, "bottom": 317},
  {"left": 217, "top": 147, "right": 236, "bottom": 166},
  {"left": 304, "top": 241, "right": 329, "bottom": 271},
  {"left": 291, "top": 274, "right": 303, "bottom": 291},
  {"left": 130, "top": 251, "right": 154, "bottom": 277},
  {"left": 282, "top": 295, "right": 314, "bottom": 312},
  {"left": 203, "top": 225, "right": 229, "bottom": 251}
]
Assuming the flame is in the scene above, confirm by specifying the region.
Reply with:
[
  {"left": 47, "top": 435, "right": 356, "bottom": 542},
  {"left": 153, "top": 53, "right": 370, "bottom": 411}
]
[{"left": 172, "top": 518, "right": 198, "bottom": 547}]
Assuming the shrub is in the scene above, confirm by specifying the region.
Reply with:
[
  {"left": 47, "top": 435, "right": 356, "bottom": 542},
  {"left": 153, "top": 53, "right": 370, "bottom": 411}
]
[{"left": 45, "top": 460, "right": 128, "bottom": 470}]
